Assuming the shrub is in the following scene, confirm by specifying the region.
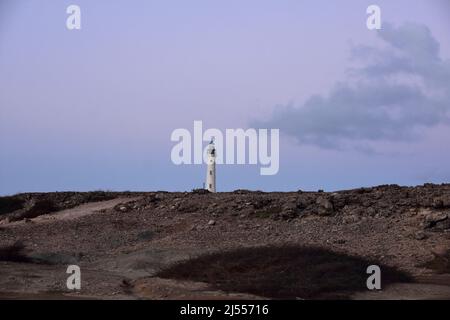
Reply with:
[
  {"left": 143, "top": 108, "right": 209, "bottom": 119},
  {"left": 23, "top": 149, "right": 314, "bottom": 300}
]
[
  {"left": 157, "top": 245, "right": 411, "bottom": 299},
  {"left": 192, "top": 189, "right": 210, "bottom": 194},
  {"left": 422, "top": 250, "right": 450, "bottom": 274},
  {"left": 0, "top": 196, "right": 25, "bottom": 216},
  {"left": 0, "top": 242, "right": 32, "bottom": 263},
  {"left": 11, "top": 199, "right": 58, "bottom": 221}
]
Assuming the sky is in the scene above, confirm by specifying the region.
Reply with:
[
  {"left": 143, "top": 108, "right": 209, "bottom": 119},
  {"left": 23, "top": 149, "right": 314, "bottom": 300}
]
[{"left": 1, "top": 0, "right": 450, "bottom": 194}]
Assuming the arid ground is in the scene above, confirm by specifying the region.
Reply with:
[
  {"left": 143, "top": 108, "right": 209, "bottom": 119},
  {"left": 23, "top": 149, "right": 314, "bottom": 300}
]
[{"left": 1, "top": 185, "right": 450, "bottom": 299}]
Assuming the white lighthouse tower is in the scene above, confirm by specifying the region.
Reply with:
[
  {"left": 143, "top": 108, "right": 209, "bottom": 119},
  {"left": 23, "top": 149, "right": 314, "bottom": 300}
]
[{"left": 205, "top": 139, "right": 216, "bottom": 192}]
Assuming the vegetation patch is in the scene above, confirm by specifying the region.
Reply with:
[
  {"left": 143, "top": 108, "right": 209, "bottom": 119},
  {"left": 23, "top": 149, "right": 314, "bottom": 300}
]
[
  {"left": 422, "top": 250, "right": 450, "bottom": 274},
  {"left": 10, "top": 199, "right": 58, "bottom": 221},
  {"left": 0, "top": 242, "right": 32, "bottom": 263},
  {"left": 156, "top": 245, "right": 411, "bottom": 299},
  {"left": 0, "top": 196, "right": 25, "bottom": 216}
]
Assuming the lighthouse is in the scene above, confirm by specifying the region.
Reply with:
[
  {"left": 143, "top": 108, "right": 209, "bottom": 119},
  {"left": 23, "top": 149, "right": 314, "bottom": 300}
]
[{"left": 205, "top": 139, "right": 216, "bottom": 192}]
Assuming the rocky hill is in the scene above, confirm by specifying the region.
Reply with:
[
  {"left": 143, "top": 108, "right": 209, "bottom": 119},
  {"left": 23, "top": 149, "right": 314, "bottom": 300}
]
[{"left": 0, "top": 184, "right": 449, "bottom": 299}]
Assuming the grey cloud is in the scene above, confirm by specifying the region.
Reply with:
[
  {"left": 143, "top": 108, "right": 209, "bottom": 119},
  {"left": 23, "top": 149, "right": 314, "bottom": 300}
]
[{"left": 254, "top": 23, "right": 450, "bottom": 151}]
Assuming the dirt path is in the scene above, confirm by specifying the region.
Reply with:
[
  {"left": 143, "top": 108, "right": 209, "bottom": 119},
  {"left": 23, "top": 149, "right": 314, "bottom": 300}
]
[
  {"left": 47, "top": 197, "right": 142, "bottom": 221},
  {"left": 7, "top": 197, "right": 142, "bottom": 226}
]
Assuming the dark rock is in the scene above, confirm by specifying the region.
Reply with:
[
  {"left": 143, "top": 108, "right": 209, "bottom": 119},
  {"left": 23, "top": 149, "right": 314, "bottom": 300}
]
[
  {"left": 253, "top": 199, "right": 272, "bottom": 209},
  {"left": 316, "top": 196, "right": 334, "bottom": 216},
  {"left": 425, "top": 212, "right": 448, "bottom": 224},
  {"left": 232, "top": 189, "right": 252, "bottom": 194},
  {"left": 342, "top": 215, "right": 360, "bottom": 224},
  {"left": 414, "top": 231, "right": 427, "bottom": 240},
  {"left": 137, "top": 230, "right": 154, "bottom": 241},
  {"left": 434, "top": 219, "right": 450, "bottom": 231},
  {"left": 423, "top": 212, "right": 449, "bottom": 230}
]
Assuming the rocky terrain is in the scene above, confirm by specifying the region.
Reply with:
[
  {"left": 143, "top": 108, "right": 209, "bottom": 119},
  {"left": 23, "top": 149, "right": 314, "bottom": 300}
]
[{"left": 0, "top": 184, "right": 450, "bottom": 299}]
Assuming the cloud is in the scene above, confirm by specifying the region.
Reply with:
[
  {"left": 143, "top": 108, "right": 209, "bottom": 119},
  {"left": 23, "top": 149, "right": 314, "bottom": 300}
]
[{"left": 254, "top": 23, "right": 450, "bottom": 151}]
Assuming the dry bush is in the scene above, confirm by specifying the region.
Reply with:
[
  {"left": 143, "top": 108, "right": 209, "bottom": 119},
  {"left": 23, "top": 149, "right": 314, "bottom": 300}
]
[
  {"left": 157, "top": 245, "right": 411, "bottom": 299},
  {"left": 84, "top": 191, "right": 117, "bottom": 202},
  {"left": 0, "top": 196, "right": 25, "bottom": 216},
  {"left": 0, "top": 242, "right": 32, "bottom": 263},
  {"left": 10, "top": 199, "right": 58, "bottom": 221},
  {"left": 422, "top": 250, "right": 450, "bottom": 274}
]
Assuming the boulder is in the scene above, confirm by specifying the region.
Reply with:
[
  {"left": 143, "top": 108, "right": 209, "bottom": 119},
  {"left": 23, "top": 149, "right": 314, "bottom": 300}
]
[
  {"left": 432, "top": 196, "right": 450, "bottom": 209},
  {"left": 414, "top": 231, "right": 427, "bottom": 240},
  {"left": 425, "top": 212, "right": 448, "bottom": 223},
  {"left": 316, "top": 196, "right": 334, "bottom": 216},
  {"left": 342, "top": 215, "right": 360, "bottom": 224},
  {"left": 423, "top": 212, "right": 449, "bottom": 229}
]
